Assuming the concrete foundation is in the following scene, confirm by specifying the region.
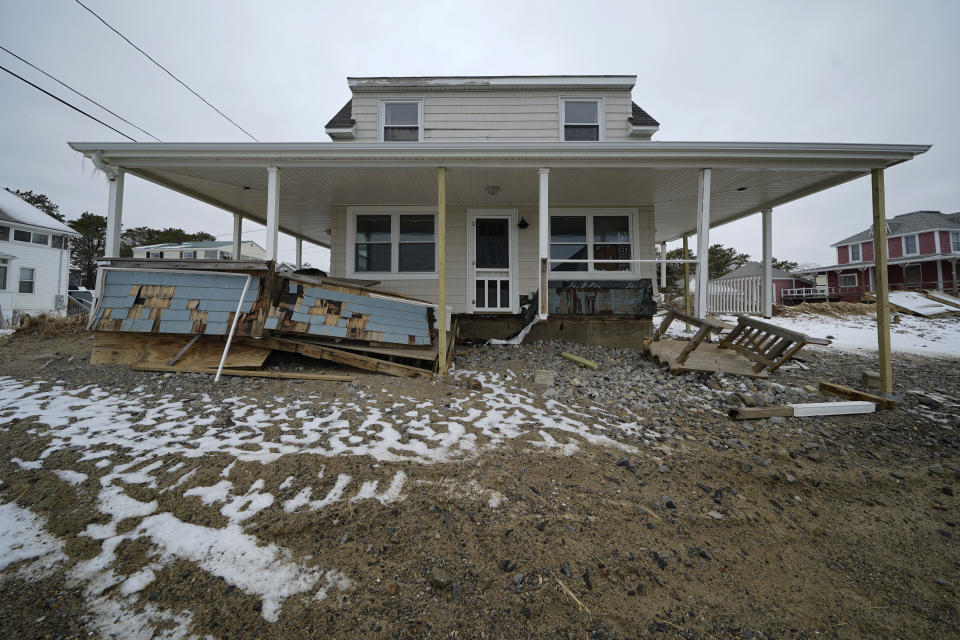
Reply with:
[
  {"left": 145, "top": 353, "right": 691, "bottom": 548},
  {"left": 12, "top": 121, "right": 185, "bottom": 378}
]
[{"left": 456, "top": 315, "right": 653, "bottom": 350}]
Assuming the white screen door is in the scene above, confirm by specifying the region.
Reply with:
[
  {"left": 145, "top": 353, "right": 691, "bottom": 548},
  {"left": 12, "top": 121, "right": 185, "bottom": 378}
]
[{"left": 468, "top": 211, "right": 517, "bottom": 312}]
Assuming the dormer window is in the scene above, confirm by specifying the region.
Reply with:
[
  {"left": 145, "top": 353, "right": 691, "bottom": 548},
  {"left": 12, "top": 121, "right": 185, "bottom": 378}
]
[
  {"left": 382, "top": 100, "right": 422, "bottom": 141},
  {"left": 849, "top": 243, "right": 861, "bottom": 262},
  {"left": 903, "top": 234, "right": 918, "bottom": 256},
  {"left": 562, "top": 99, "right": 601, "bottom": 141}
]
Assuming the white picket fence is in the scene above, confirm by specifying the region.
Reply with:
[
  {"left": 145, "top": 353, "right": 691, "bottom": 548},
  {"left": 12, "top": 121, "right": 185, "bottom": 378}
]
[{"left": 707, "top": 275, "right": 761, "bottom": 314}]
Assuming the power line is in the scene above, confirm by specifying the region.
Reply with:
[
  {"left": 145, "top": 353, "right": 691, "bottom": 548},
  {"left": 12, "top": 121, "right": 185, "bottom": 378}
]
[
  {"left": 73, "top": 0, "right": 259, "bottom": 142},
  {"left": 0, "top": 45, "right": 160, "bottom": 142},
  {"left": 0, "top": 63, "right": 136, "bottom": 141}
]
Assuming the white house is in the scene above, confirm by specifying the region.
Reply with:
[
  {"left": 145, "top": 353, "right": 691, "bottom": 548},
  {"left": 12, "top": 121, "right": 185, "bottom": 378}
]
[
  {"left": 0, "top": 189, "right": 79, "bottom": 321},
  {"left": 131, "top": 239, "right": 265, "bottom": 260},
  {"left": 70, "top": 74, "right": 930, "bottom": 388}
]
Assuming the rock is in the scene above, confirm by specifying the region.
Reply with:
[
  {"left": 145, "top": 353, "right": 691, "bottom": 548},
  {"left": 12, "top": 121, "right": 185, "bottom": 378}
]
[
  {"left": 512, "top": 572, "right": 524, "bottom": 586},
  {"left": 430, "top": 567, "right": 452, "bottom": 589},
  {"left": 943, "top": 486, "right": 954, "bottom": 497},
  {"left": 560, "top": 561, "right": 572, "bottom": 578},
  {"left": 468, "top": 377, "right": 483, "bottom": 391},
  {"left": 740, "top": 461, "right": 754, "bottom": 473},
  {"left": 736, "top": 392, "right": 757, "bottom": 408},
  {"left": 498, "top": 559, "right": 515, "bottom": 572},
  {"left": 890, "top": 471, "right": 905, "bottom": 480},
  {"left": 616, "top": 457, "right": 637, "bottom": 471},
  {"left": 769, "top": 416, "right": 786, "bottom": 425},
  {"left": 706, "top": 510, "right": 723, "bottom": 519},
  {"left": 928, "top": 464, "right": 944, "bottom": 475},
  {"left": 533, "top": 370, "right": 555, "bottom": 387}
]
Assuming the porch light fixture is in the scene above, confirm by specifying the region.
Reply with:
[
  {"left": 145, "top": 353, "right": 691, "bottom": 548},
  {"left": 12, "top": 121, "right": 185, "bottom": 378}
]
[
  {"left": 517, "top": 216, "right": 529, "bottom": 229},
  {"left": 484, "top": 185, "right": 501, "bottom": 196}
]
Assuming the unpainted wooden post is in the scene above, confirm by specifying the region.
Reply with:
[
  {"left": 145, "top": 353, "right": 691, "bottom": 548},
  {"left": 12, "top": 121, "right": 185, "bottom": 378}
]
[
  {"left": 872, "top": 168, "right": 893, "bottom": 393},
  {"left": 437, "top": 167, "right": 448, "bottom": 376}
]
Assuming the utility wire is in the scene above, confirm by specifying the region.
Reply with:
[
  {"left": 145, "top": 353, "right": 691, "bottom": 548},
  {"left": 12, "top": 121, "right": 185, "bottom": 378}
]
[
  {"left": 0, "top": 63, "right": 136, "bottom": 141},
  {"left": 0, "top": 45, "right": 160, "bottom": 142},
  {"left": 73, "top": 0, "right": 259, "bottom": 142}
]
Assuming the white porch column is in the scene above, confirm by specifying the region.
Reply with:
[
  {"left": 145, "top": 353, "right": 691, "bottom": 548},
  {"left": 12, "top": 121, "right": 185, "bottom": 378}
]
[
  {"left": 659, "top": 241, "right": 667, "bottom": 290},
  {"left": 538, "top": 168, "right": 550, "bottom": 319},
  {"left": 295, "top": 238, "right": 303, "bottom": 269},
  {"left": 695, "top": 168, "right": 711, "bottom": 318},
  {"left": 761, "top": 207, "right": 773, "bottom": 318},
  {"left": 232, "top": 214, "right": 242, "bottom": 260},
  {"left": 265, "top": 166, "right": 280, "bottom": 262},
  {"left": 105, "top": 169, "right": 124, "bottom": 258}
]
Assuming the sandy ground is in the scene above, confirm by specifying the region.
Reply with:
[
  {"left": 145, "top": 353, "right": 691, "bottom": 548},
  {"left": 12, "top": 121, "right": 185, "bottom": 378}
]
[{"left": 0, "top": 330, "right": 958, "bottom": 640}]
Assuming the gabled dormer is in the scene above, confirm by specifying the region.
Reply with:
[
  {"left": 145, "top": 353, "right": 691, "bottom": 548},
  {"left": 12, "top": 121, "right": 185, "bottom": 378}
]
[{"left": 324, "top": 75, "right": 659, "bottom": 142}]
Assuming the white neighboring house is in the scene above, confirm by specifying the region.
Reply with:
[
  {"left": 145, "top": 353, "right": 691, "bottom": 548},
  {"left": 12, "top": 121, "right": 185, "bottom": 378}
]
[
  {"left": 0, "top": 189, "right": 79, "bottom": 321},
  {"left": 131, "top": 240, "right": 265, "bottom": 260}
]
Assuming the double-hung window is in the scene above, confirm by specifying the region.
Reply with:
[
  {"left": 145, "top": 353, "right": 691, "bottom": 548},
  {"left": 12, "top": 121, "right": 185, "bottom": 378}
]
[
  {"left": 13, "top": 229, "right": 49, "bottom": 245},
  {"left": 0, "top": 225, "right": 9, "bottom": 241},
  {"left": 19, "top": 267, "right": 34, "bottom": 294},
  {"left": 849, "top": 243, "right": 861, "bottom": 262},
  {"left": 352, "top": 210, "right": 436, "bottom": 276},
  {"left": 839, "top": 273, "right": 858, "bottom": 288},
  {"left": 562, "top": 99, "right": 601, "bottom": 141},
  {"left": 13, "top": 229, "right": 31, "bottom": 242},
  {"left": 181, "top": 250, "right": 197, "bottom": 259},
  {"left": 549, "top": 212, "right": 632, "bottom": 273},
  {"left": 51, "top": 235, "right": 66, "bottom": 249},
  {"left": 382, "top": 101, "right": 422, "bottom": 141},
  {"left": 951, "top": 231, "right": 960, "bottom": 253},
  {"left": 0, "top": 258, "right": 7, "bottom": 289},
  {"left": 146, "top": 251, "right": 164, "bottom": 259},
  {"left": 903, "top": 234, "right": 919, "bottom": 256}
]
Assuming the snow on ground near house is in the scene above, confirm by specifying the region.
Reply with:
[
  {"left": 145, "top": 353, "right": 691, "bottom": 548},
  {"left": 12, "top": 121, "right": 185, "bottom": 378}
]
[
  {"left": 0, "top": 371, "right": 660, "bottom": 636},
  {"left": 886, "top": 291, "right": 958, "bottom": 316},
  {"left": 658, "top": 311, "right": 960, "bottom": 357}
]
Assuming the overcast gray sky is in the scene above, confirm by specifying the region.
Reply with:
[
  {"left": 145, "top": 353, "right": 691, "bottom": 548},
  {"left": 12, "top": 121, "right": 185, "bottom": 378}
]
[{"left": 1, "top": 0, "right": 957, "bottom": 268}]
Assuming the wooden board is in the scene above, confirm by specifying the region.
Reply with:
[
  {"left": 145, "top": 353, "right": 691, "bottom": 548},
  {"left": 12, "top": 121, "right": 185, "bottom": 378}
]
[
  {"left": 730, "top": 401, "right": 875, "bottom": 419},
  {"left": 91, "top": 332, "right": 270, "bottom": 369},
  {"left": 648, "top": 339, "right": 768, "bottom": 378},
  {"left": 922, "top": 290, "right": 960, "bottom": 310},
  {"left": 818, "top": 382, "right": 896, "bottom": 410},
  {"left": 240, "top": 336, "right": 433, "bottom": 379},
  {"left": 131, "top": 365, "right": 355, "bottom": 381}
]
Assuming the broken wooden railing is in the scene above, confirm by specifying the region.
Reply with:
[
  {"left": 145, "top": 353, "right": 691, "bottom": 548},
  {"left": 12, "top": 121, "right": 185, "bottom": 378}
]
[{"left": 717, "top": 315, "right": 831, "bottom": 375}]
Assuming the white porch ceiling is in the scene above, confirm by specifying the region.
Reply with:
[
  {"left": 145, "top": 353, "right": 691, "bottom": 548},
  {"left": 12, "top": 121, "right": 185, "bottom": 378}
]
[{"left": 71, "top": 141, "right": 929, "bottom": 246}]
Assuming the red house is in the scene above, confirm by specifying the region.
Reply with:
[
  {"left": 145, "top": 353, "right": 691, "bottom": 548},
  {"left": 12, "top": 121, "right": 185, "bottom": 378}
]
[{"left": 796, "top": 210, "right": 960, "bottom": 302}]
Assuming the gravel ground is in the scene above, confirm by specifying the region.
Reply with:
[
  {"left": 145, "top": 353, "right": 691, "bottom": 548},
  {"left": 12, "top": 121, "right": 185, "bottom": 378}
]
[{"left": 0, "top": 330, "right": 958, "bottom": 639}]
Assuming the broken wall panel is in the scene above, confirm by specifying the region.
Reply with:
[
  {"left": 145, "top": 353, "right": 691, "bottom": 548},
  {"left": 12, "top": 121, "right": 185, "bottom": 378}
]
[{"left": 548, "top": 279, "right": 656, "bottom": 316}]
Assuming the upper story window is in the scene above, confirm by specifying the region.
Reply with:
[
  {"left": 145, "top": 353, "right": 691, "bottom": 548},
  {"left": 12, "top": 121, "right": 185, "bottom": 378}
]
[
  {"left": 0, "top": 258, "right": 7, "bottom": 289},
  {"left": 382, "top": 100, "right": 422, "bottom": 141},
  {"left": 349, "top": 209, "right": 437, "bottom": 277},
  {"left": 549, "top": 211, "right": 632, "bottom": 273},
  {"left": 51, "top": 235, "right": 66, "bottom": 249},
  {"left": 902, "top": 234, "right": 918, "bottom": 256},
  {"left": 146, "top": 251, "right": 164, "bottom": 259},
  {"left": 562, "top": 99, "right": 601, "bottom": 141},
  {"left": 0, "top": 225, "right": 9, "bottom": 241},
  {"left": 849, "top": 243, "right": 861, "bottom": 262},
  {"left": 950, "top": 231, "right": 959, "bottom": 253},
  {"left": 13, "top": 229, "right": 49, "bottom": 245}
]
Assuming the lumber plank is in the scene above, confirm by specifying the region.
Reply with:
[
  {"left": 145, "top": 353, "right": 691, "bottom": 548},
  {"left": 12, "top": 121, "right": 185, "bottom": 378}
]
[
  {"left": 729, "top": 401, "right": 876, "bottom": 419},
  {"left": 729, "top": 406, "right": 795, "bottom": 419},
  {"left": 240, "top": 336, "right": 433, "bottom": 378},
  {"left": 560, "top": 351, "right": 599, "bottom": 370},
  {"left": 819, "top": 382, "right": 896, "bottom": 410},
  {"left": 131, "top": 365, "right": 356, "bottom": 381},
  {"left": 91, "top": 332, "right": 269, "bottom": 369}
]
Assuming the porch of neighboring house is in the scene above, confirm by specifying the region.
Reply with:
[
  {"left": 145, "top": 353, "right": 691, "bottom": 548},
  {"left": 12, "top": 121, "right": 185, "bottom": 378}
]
[
  {"left": 70, "top": 140, "right": 929, "bottom": 390},
  {"left": 789, "top": 256, "right": 960, "bottom": 303}
]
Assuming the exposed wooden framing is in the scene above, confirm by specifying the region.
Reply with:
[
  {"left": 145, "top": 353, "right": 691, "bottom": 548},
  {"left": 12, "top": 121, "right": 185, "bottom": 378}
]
[
  {"left": 133, "top": 364, "right": 355, "bottom": 381},
  {"left": 240, "top": 336, "right": 433, "bottom": 378},
  {"left": 871, "top": 168, "right": 893, "bottom": 393},
  {"left": 92, "top": 332, "right": 269, "bottom": 368},
  {"left": 682, "top": 234, "right": 691, "bottom": 330},
  {"left": 730, "top": 401, "right": 875, "bottom": 419},
  {"left": 437, "top": 166, "right": 448, "bottom": 376},
  {"left": 819, "top": 381, "right": 896, "bottom": 410},
  {"left": 232, "top": 214, "right": 242, "bottom": 260}
]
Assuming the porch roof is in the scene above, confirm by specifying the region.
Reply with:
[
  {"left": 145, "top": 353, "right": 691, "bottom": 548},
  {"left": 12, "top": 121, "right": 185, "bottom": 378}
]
[{"left": 68, "top": 141, "right": 930, "bottom": 247}]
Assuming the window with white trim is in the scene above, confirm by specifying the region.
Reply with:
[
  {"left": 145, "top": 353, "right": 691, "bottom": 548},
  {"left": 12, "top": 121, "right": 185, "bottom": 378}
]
[
  {"left": 204, "top": 249, "right": 220, "bottom": 259},
  {"left": 51, "top": 235, "right": 66, "bottom": 249},
  {"left": 181, "top": 250, "right": 197, "bottom": 259},
  {"left": 562, "top": 99, "right": 601, "bottom": 141},
  {"left": 839, "top": 273, "right": 858, "bottom": 288},
  {"left": 13, "top": 229, "right": 30, "bottom": 242},
  {"left": 549, "top": 212, "right": 632, "bottom": 273},
  {"left": 19, "top": 267, "right": 34, "bottom": 294},
  {"left": 12, "top": 229, "right": 50, "bottom": 245},
  {"left": 381, "top": 101, "right": 422, "bottom": 141},
  {"left": 0, "top": 225, "right": 9, "bottom": 241},
  {"left": 849, "top": 243, "right": 861, "bottom": 262},
  {"left": 951, "top": 231, "right": 960, "bottom": 253},
  {"left": 903, "top": 234, "right": 919, "bottom": 256},
  {"left": 350, "top": 210, "right": 436, "bottom": 276},
  {"left": 146, "top": 251, "right": 164, "bottom": 259},
  {"left": 0, "top": 258, "right": 7, "bottom": 289}
]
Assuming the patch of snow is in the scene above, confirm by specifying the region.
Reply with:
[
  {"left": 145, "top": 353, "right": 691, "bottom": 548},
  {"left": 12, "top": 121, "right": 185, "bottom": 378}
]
[
  {"left": 0, "top": 501, "right": 67, "bottom": 575},
  {"left": 184, "top": 480, "right": 233, "bottom": 505},
  {"left": 119, "top": 567, "right": 156, "bottom": 595},
  {"left": 53, "top": 469, "right": 87, "bottom": 485}
]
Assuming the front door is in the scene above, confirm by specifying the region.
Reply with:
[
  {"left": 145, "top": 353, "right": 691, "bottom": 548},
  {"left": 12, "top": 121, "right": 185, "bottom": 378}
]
[{"left": 468, "top": 210, "right": 517, "bottom": 313}]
